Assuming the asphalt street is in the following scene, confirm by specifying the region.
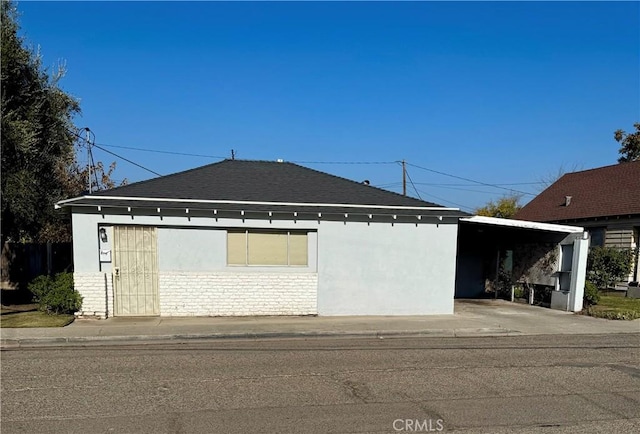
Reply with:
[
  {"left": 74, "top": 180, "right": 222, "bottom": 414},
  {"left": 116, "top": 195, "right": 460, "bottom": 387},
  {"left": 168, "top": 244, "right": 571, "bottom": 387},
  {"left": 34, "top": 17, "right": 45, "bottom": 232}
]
[{"left": 1, "top": 334, "right": 639, "bottom": 433}]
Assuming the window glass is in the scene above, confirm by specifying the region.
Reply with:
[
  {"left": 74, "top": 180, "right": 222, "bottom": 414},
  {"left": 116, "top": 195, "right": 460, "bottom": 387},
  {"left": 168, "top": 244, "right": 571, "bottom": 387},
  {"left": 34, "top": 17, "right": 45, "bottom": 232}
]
[{"left": 589, "top": 228, "right": 606, "bottom": 247}]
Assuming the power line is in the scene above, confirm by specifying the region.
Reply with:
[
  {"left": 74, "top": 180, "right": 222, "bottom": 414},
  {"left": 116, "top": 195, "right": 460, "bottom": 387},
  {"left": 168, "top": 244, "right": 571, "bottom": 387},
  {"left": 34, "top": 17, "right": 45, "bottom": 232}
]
[
  {"left": 66, "top": 128, "right": 163, "bottom": 177},
  {"left": 63, "top": 128, "right": 537, "bottom": 199},
  {"left": 413, "top": 188, "right": 475, "bottom": 212},
  {"left": 404, "top": 167, "right": 423, "bottom": 200},
  {"left": 73, "top": 140, "right": 395, "bottom": 165},
  {"left": 95, "top": 142, "right": 227, "bottom": 159},
  {"left": 66, "top": 127, "right": 85, "bottom": 141},
  {"left": 381, "top": 183, "right": 535, "bottom": 196},
  {"left": 381, "top": 182, "right": 475, "bottom": 212},
  {"left": 405, "top": 162, "right": 535, "bottom": 196},
  {"left": 66, "top": 127, "right": 227, "bottom": 160},
  {"left": 415, "top": 181, "right": 544, "bottom": 187},
  {"left": 375, "top": 181, "right": 537, "bottom": 194},
  {"left": 91, "top": 143, "right": 163, "bottom": 177},
  {"left": 67, "top": 130, "right": 396, "bottom": 167},
  {"left": 375, "top": 180, "right": 544, "bottom": 189},
  {"left": 429, "top": 185, "right": 530, "bottom": 195}
]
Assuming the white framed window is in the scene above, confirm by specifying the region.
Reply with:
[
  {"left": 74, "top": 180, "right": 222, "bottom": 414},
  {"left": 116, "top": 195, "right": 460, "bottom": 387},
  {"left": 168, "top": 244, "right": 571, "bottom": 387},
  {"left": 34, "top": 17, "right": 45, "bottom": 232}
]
[{"left": 227, "top": 230, "right": 308, "bottom": 266}]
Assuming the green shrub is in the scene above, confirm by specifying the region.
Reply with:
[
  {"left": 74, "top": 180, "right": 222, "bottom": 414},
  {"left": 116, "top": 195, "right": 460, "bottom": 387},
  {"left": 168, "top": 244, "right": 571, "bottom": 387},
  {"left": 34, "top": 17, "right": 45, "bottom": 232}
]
[
  {"left": 28, "top": 273, "right": 82, "bottom": 314},
  {"left": 584, "top": 281, "right": 600, "bottom": 306},
  {"left": 513, "top": 286, "right": 525, "bottom": 299},
  {"left": 28, "top": 275, "right": 53, "bottom": 302},
  {"left": 587, "top": 246, "right": 633, "bottom": 290}
]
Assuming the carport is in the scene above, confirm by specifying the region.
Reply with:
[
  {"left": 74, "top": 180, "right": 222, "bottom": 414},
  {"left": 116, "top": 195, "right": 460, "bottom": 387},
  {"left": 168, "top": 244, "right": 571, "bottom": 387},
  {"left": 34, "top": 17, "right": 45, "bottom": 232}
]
[{"left": 455, "top": 216, "right": 589, "bottom": 312}]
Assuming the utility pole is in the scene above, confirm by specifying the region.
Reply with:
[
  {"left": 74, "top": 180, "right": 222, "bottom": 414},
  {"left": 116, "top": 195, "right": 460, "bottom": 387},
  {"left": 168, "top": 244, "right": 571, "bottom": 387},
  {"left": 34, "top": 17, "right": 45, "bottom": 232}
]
[
  {"left": 402, "top": 159, "right": 406, "bottom": 196},
  {"left": 82, "top": 127, "right": 98, "bottom": 194},
  {"left": 86, "top": 128, "right": 92, "bottom": 194}
]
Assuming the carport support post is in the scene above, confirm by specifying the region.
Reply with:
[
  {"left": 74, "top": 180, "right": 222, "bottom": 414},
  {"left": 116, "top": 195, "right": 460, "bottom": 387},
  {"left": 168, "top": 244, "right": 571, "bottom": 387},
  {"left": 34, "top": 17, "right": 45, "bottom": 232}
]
[{"left": 568, "top": 232, "right": 589, "bottom": 312}]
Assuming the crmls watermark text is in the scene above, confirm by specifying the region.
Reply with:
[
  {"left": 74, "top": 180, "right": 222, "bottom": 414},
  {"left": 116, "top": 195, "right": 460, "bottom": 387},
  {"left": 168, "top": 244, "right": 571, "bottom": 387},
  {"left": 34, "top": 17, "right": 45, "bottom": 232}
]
[{"left": 393, "top": 419, "right": 444, "bottom": 432}]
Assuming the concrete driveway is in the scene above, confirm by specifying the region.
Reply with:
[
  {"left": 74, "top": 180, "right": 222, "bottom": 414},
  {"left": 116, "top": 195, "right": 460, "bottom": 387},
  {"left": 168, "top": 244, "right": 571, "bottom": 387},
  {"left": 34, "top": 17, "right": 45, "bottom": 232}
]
[{"left": 454, "top": 299, "right": 640, "bottom": 335}]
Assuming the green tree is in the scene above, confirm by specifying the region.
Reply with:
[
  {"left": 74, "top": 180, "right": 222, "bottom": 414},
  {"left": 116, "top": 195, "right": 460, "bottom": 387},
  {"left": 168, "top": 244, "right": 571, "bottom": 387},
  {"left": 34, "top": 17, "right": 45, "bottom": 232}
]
[
  {"left": 474, "top": 195, "right": 522, "bottom": 219},
  {"left": 1, "top": 1, "right": 79, "bottom": 243},
  {"left": 587, "top": 246, "right": 633, "bottom": 290},
  {"left": 1, "top": 2, "right": 124, "bottom": 243},
  {"left": 614, "top": 123, "right": 640, "bottom": 163},
  {"left": 39, "top": 151, "right": 127, "bottom": 242}
]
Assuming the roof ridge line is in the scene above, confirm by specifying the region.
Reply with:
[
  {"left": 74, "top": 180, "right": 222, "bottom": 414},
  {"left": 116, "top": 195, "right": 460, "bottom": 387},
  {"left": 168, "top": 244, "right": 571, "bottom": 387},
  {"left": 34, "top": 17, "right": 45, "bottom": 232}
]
[{"left": 563, "top": 159, "right": 640, "bottom": 176}]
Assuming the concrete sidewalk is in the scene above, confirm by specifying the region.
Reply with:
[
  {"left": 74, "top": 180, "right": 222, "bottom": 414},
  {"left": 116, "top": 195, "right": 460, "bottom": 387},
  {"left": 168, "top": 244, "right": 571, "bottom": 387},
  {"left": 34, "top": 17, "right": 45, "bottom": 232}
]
[{"left": 1, "top": 300, "right": 638, "bottom": 347}]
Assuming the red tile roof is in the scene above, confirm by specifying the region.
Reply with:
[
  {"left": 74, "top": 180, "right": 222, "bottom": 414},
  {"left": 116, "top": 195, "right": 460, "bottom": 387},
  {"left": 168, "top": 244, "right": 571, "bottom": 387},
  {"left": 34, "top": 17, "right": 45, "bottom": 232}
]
[{"left": 515, "top": 161, "right": 640, "bottom": 222}]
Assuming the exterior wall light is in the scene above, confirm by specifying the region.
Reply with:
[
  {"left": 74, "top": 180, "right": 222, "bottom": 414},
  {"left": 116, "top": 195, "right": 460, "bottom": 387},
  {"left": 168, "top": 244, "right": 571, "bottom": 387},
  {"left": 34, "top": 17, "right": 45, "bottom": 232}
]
[{"left": 99, "top": 227, "right": 108, "bottom": 242}]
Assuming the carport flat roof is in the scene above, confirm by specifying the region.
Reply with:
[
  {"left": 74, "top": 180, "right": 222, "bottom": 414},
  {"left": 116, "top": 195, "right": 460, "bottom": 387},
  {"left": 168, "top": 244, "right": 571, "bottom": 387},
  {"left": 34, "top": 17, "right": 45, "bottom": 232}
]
[{"left": 460, "top": 216, "right": 584, "bottom": 233}]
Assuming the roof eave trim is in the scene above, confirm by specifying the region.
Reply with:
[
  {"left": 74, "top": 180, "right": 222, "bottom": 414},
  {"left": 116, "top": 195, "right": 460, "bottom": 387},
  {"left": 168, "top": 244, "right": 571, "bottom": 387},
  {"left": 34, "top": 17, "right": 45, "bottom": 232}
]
[
  {"left": 461, "top": 216, "right": 584, "bottom": 233},
  {"left": 56, "top": 195, "right": 460, "bottom": 212},
  {"left": 56, "top": 195, "right": 86, "bottom": 208}
]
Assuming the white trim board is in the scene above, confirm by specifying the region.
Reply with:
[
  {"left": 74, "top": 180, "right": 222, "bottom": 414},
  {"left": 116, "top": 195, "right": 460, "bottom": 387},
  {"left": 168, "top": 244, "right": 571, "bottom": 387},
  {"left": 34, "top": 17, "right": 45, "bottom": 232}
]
[
  {"left": 461, "top": 216, "right": 584, "bottom": 233},
  {"left": 56, "top": 195, "right": 460, "bottom": 212}
]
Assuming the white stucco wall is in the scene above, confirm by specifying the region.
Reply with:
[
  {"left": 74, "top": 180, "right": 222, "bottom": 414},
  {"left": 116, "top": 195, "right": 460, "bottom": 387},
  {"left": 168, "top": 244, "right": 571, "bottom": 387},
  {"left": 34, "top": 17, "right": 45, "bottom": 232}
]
[
  {"left": 72, "top": 213, "right": 101, "bottom": 273},
  {"left": 317, "top": 220, "right": 459, "bottom": 315},
  {"left": 70, "top": 209, "right": 459, "bottom": 317},
  {"left": 158, "top": 228, "right": 227, "bottom": 271}
]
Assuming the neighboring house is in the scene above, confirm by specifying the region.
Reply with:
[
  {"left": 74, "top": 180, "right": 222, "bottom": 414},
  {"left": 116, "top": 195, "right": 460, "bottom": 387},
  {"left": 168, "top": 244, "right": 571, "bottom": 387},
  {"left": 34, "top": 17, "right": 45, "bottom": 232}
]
[
  {"left": 516, "top": 161, "right": 640, "bottom": 284},
  {"left": 56, "top": 159, "right": 468, "bottom": 318}
]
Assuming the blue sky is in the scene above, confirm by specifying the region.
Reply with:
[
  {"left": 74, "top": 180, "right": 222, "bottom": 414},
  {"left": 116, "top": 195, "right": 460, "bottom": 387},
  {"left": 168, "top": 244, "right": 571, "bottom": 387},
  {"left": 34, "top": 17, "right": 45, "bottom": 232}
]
[{"left": 18, "top": 1, "right": 639, "bottom": 212}]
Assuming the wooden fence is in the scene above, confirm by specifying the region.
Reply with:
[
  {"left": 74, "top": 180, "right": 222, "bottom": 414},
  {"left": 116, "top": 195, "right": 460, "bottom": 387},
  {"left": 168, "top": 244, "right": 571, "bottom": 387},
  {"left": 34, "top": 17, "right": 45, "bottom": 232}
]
[{"left": 1, "top": 242, "right": 73, "bottom": 291}]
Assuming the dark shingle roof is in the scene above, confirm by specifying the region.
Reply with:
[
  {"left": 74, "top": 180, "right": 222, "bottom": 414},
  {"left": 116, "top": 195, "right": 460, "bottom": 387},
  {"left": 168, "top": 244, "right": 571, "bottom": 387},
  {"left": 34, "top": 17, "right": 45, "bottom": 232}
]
[
  {"left": 515, "top": 161, "right": 640, "bottom": 222},
  {"left": 65, "top": 160, "right": 466, "bottom": 216}
]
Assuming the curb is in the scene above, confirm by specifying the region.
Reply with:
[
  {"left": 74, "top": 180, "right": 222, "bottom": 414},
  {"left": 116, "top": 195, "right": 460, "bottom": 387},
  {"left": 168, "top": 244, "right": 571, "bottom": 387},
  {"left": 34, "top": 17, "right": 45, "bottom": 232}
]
[{"left": 0, "top": 327, "right": 520, "bottom": 348}]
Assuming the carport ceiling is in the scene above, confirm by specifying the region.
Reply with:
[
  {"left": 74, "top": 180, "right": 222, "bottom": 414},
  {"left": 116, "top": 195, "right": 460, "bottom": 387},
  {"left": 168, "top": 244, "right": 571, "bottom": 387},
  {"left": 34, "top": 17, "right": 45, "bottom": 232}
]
[{"left": 459, "top": 216, "right": 584, "bottom": 247}]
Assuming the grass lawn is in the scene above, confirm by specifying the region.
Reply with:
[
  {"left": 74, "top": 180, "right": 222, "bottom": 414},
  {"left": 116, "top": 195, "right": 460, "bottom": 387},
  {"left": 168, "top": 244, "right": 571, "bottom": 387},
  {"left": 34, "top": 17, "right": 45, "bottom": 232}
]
[
  {"left": 0, "top": 310, "right": 75, "bottom": 328},
  {"left": 586, "top": 294, "right": 640, "bottom": 320}
]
